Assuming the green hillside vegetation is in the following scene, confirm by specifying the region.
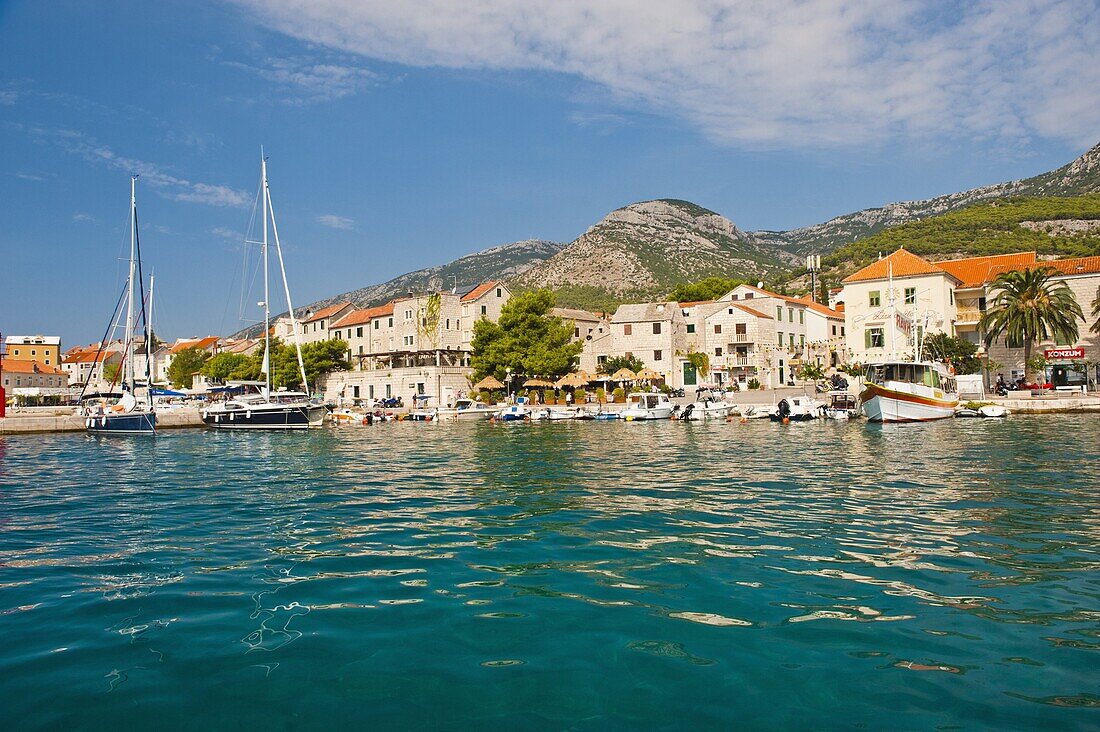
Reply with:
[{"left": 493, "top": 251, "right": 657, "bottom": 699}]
[{"left": 824, "top": 195, "right": 1100, "bottom": 274}]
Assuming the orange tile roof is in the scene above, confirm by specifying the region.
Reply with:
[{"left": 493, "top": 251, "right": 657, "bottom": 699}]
[
  {"left": 332, "top": 302, "right": 395, "bottom": 329},
  {"left": 3, "top": 359, "right": 65, "bottom": 375},
  {"left": 934, "top": 252, "right": 1038, "bottom": 288},
  {"left": 169, "top": 336, "right": 220, "bottom": 355},
  {"left": 731, "top": 303, "right": 773, "bottom": 319},
  {"left": 792, "top": 295, "right": 844, "bottom": 319},
  {"left": 987, "top": 255, "right": 1100, "bottom": 280},
  {"left": 63, "top": 350, "right": 113, "bottom": 364},
  {"left": 303, "top": 302, "right": 351, "bottom": 323},
  {"left": 461, "top": 282, "right": 500, "bottom": 302},
  {"left": 842, "top": 248, "right": 959, "bottom": 284},
  {"left": 678, "top": 300, "right": 715, "bottom": 308}
]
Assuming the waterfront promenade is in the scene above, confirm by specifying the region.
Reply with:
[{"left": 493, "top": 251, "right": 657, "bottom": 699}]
[{"left": 3, "top": 388, "right": 1099, "bottom": 433}]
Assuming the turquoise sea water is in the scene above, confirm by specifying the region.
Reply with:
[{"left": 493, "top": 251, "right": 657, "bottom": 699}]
[{"left": 1, "top": 417, "right": 1098, "bottom": 729}]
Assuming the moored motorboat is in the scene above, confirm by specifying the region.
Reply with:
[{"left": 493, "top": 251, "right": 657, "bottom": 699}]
[
  {"left": 622, "top": 392, "right": 674, "bottom": 421},
  {"left": 860, "top": 361, "right": 959, "bottom": 423},
  {"left": 822, "top": 391, "right": 859, "bottom": 420},
  {"left": 682, "top": 388, "right": 731, "bottom": 421},
  {"left": 437, "top": 399, "right": 496, "bottom": 422},
  {"left": 978, "top": 404, "right": 1009, "bottom": 418},
  {"left": 495, "top": 397, "right": 532, "bottom": 422},
  {"left": 769, "top": 396, "right": 820, "bottom": 422}
]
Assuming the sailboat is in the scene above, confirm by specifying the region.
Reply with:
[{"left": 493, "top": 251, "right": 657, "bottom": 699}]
[
  {"left": 201, "top": 154, "right": 326, "bottom": 430},
  {"left": 83, "top": 177, "right": 157, "bottom": 434},
  {"left": 859, "top": 265, "right": 959, "bottom": 423}
]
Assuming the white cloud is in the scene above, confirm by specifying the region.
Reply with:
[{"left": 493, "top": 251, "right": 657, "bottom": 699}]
[
  {"left": 210, "top": 226, "right": 241, "bottom": 240},
  {"left": 222, "top": 55, "right": 380, "bottom": 103},
  {"left": 316, "top": 213, "right": 355, "bottom": 229},
  {"left": 0, "top": 90, "right": 17, "bottom": 105},
  {"left": 20, "top": 126, "right": 252, "bottom": 207},
  {"left": 233, "top": 0, "right": 1100, "bottom": 148},
  {"left": 73, "top": 213, "right": 95, "bottom": 222}
]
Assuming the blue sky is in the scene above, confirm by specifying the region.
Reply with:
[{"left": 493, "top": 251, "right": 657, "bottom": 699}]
[{"left": 2, "top": 0, "right": 1097, "bottom": 348}]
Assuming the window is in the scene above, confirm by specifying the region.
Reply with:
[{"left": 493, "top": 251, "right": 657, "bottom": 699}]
[
  {"left": 714, "top": 324, "right": 722, "bottom": 334},
  {"left": 421, "top": 318, "right": 427, "bottom": 327},
  {"left": 481, "top": 305, "right": 487, "bottom": 315},
  {"left": 320, "top": 320, "right": 326, "bottom": 330},
  {"left": 799, "top": 311, "right": 805, "bottom": 325},
  {"left": 333, "top": 330, "right": 341, "bottom": 340},
  {"left": 574, "top": 327, "right": 580, "bottom": 338},
  {"left": 869, "top": 291, "right": 881, "bottom": 307},
  {"left": 714, "top": 347, "right": 723, "bottom": 356},
  {"left": 624, "top": 324, "right": 632, "bottom": 336},
  {"left": 799, "top": 335, "right": 805, "bottom": 349},
  {"left": 445, "top": 319, "right": 450, "bottom": 330},
  {"left": 841, "top": 326, "right": 845, "bottom": 336},
  {"left": 776, "top": 306, "right": 783, "bottom": 319},
  {"left": 374, "top": 320, "right": 379, "bottom": 330},
  {"left": 731, "top": 294, "right": 739, "bottom": 301},
  {"left": 735, "top": 323, "right": 746, "bottom": 335},
  {"left": 789, "top": 333, "right": 796, "bottom": 348},
  {"left": 831, "top": 325, "right": 837, "bottom": 336},
  {"left": 388, "top": 317, "right": 393, "bottom": 327},
  {"left": 653, "top": 350, "right": 662, "bottom": 361},
  {"left": 865, "top": 327, "right": 885, "bottom": 348},
  {"left": 353, "top": 386, "right": 360, "bottom": 398},
  {"left": 744, "top": 293, "right": 753, "bottom": 299},
  {"left": 357, "top": 327, "right": 363, "bottom": 338},
  {"left": 904, "top": 287, "right": 916, "bottom": 304},
  {"left": 653, "top": 322, "right": 662, "bottom": 335},
  {"left": 496, "top": 288, "right": 502, "bottom": 297},
  {"left": 686, "top": 323, "right": 696, "bottom": 333},
  {"left": 728, "top": 308, "right": 734, "bottom": 315},
  {"left": 31, "top": 349, "right": 36, "bottom": 356},
  {"left": 358, "top": 345, "right": 364, "bottom": 354},
  {"left": 787, "top": 308, "right": 794, "bottom": 322},
  {"left": 404, "top": 309, "right": 413, "bottom": 320},
  {"left": 777, "top": 333, "right": 783, "bottom": 346}
]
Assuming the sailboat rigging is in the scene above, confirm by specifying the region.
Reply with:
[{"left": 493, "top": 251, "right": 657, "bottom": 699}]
[
  {"left": 201, "top": 153, "right": 325, "bottom": 429},
  {"left": 82, "top": 176, "right": 156, "bottom": 434}
]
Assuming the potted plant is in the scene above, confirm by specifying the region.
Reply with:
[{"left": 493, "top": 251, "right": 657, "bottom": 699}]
[
  {"left": 612, "top": 386, "right": 625, "bottom": 403},
  {"left": 544, "top": 388, "right": 556, "bottom": 405},
  {"left": 575, "top": 388, "right": 587, "bottom": 404},
  {"left": 595, "top": 387, "right": 606, "bottom": 404}
]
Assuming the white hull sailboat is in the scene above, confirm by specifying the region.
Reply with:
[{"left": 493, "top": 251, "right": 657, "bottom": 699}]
[{"left": 202, "top": 153, "right": 325, "bottom": 430}]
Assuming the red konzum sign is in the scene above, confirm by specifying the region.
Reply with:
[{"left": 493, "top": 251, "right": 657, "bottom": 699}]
[{"left": 1044, "top": 347, "right": 1085, "bottom": 360}]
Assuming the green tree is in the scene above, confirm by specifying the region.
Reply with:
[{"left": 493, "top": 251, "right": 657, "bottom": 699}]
[
  {"left": 668, "top": 277, "right": 746, "bottom": 303},
  {"left": 103, "top": 362, "right": 122, "bottom": 384},
  {"left": 920, "top": 333, "right": 981, "bottom": 375},
  {"left": 598, "top": 354, "right": 645, "bottom": 375},
  {"left": 682, "top": 351, "right": 709, "bottom": 379},
  {"left": 980, "top": 267, "right": 1082, "bottom": 381},
  {"left": 797, "top": 362, "right": 826, "bottom": 381},
  {"left": 167, "top": 347, "right": 209, "bottom": 388},
  {"left": 201, "top": 352, "right": 250, "bottom": 382},
  {"left": 470, "top": 289, "right": 582, "bottom": 381},
  {"left": 300, "top": 339, "right": 351, "bottom": 389}
]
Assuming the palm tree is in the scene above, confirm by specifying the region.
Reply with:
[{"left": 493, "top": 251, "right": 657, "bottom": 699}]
[{"left": 980, "top": 267, "right": 1082, "bottom": 382}]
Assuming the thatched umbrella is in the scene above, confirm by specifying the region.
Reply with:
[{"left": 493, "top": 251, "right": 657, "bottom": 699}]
[
  {"left": 575, "top": 369, "right": 595, "bottom": 382},
  {"left": 555, "top": 373, "right": 587, "bottom": 388},
  {"left": 473, "top": 375, "right": 504, "bottom": 390},
  {"left": 523, "top": 377, "right": 555, "bottom": 388},
  {"left": 636, "top": 368, "right": 663, "bottom": 381},
  {"left": 609, "top": 367, "right": 637, "bottom": 382}
]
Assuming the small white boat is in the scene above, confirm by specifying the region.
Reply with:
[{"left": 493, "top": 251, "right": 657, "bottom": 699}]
[
  {"left": 822, "top": 391, "right": 859, "bottom": 420},
  {"left": 682, "top": 388, "right": 731, "bottom": 421},
  {"left": 979, "top": 404, "right": 1009, "bottom": 418},
  {"left": 437, "top": 399, "right": 496, "bottom": 422},
  {"left": 737, "top": 405, "right": 771, "bottom": 420},
  {"left": 622, "top": 392, "right": 674, "bottom": 421},
  {"left": 329, "top": 407, "right": 368, "bottom": 426},
  {"left": 496, "top": 397, "right": 532, "bottom": 422},
  {"left": 770, "top": 396, "right": 820, "bottom": 422},
  {"left": 532, "top": 406, "right": 588, "bottom": 421}
]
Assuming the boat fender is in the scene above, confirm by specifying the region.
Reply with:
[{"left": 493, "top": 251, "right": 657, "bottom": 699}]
[{"left": 740, "top": 416, "right": 748, "bottom": 424}]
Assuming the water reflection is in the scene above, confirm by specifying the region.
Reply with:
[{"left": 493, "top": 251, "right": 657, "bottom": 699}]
[{"left": 0, "top": 416, "right": 1097, "bottom": 726}]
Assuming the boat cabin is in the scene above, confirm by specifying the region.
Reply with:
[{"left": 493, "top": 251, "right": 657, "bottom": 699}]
[
  {"left": 863, "top": 362, "right": 956, "bottom": 394},
  {"left": 628, "top": 393, "right": 669, "bottom": 409}
]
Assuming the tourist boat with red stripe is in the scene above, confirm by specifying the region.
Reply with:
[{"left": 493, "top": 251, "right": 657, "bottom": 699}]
[{"left": 860, "top": 361, "right": 959, "bottom": 423}]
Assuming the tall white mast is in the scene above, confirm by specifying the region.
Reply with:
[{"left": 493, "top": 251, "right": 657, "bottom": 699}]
[
  {"left": 147, "top": 272, "right": 156, "bottom": 402},
  {"left": 887, "top": 261, "right": 896, "bottom": 361},
  {"left": 125, "top": 175, "right": 138, "bottom": 389},
  {"left": 261, "top": 153, "right": 272, "bottom": 398},
  {"left": 264, "top": 168, "right": 310, "bottom": 392}
]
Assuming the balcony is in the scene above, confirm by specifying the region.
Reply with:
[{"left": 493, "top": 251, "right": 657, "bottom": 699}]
[
  {"left": 955, "top": 305, "right": 982, "bottom": 324},
  {"left": 734, "top": 332, "right": 750, "bottom": 342}
]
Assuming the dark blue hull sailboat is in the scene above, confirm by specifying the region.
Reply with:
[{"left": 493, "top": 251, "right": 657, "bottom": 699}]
[
  {"left": 81, "top": 176, "right": 157, "bottom": 436},
  {"left": 86, "top": 411, "right": 157, "bottom": 434}
]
